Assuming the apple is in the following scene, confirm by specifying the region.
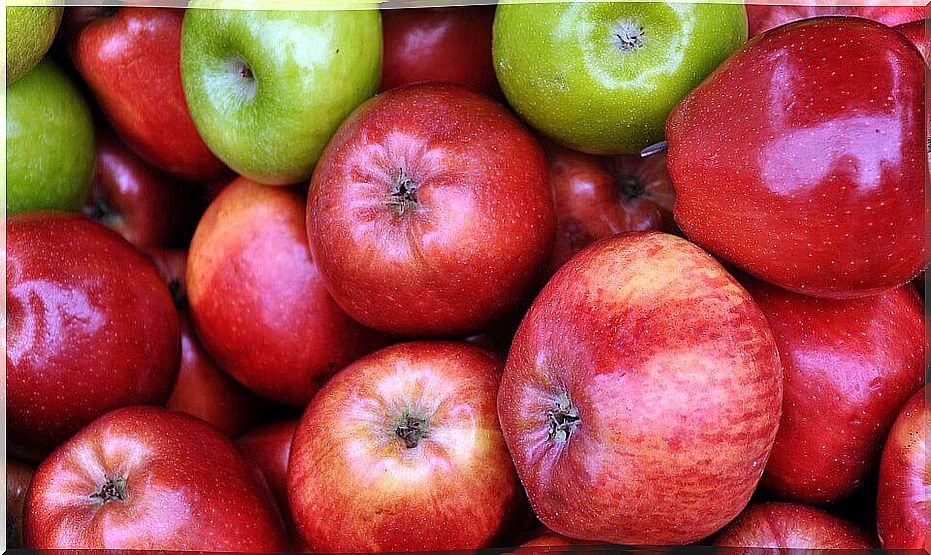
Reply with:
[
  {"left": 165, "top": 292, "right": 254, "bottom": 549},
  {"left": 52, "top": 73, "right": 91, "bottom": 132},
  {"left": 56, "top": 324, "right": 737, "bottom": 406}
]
[
  {"left": 307, "top": 83, "right": 554, "bottom": 337},
  {"left": 493, "top": 3, "right": 747, "bottom": 155},
  {"left": 6, "top": 459, "right": 35, "bottom": 549},
  {"left": 381, "top": 6, "right": 499, "bottom": 96},
  {"left": 83, "top": 130, "right": 199, "bottom": 249},
  {"left": 498, "top": 232, "right": 783, "bottom": 545},
  {"left": 877, "top": 386, "right": 929, "bottom": 550},
  {"left": 188, "top": 177, "right": 386, "bottom": 406},
  {"left": 6, "top": 6, "right": 62, "bottom": 83},
  {"left": 896, "top": 20, "right": 930, "bottom": 62},
  {"left": 73, "top": 8, "right": 229, "bottom": 182},
  {"left": 288, "top": 341, "right": 524, "bottom": 552},
  {"left": 519, "top": 533, "right": 602, "bottom": 550},
  {"left": 143, "top": 247, "right": 189, "bottom": 306},
  {"left": 714, "top": 502, "right": 874, "bottom": 549},
  {"left": 23, "top": 406, "right": 287, "bottom": 551},
  {"left": 746, "top": 280, "right": 925, "bottom": 504},
  {"left": 545, "top": 141, "right": 676, "bottom": 273},
  {"left": 180, "top": 5, "right": 382, "bottom": 185},
  {"left": 7, "top": 59, "right": 95, "bottom": 214},
  {"left": 748, "top": 5, "right": 924, "bottom": 37},
  {"left": 7, "top": 213, "right": 180, "bottom": 459},
  {"left": 666, "top": 18, "right": 926, "bottom": 298}
]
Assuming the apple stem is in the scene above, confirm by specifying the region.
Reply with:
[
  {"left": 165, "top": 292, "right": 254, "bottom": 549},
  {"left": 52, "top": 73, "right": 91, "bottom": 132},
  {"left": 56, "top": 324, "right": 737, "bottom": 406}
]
[
  {"left": 547, "top": 392, "right": 580, "bottom": 443},
  {"left": 386, "top": 169, "right": 419, "bottom": 216},
  {"left": 90, "top": 477, "right": 127, "bottom": 504},
  {"left": 640, "top": 141, "right": 667, "bottom": 158},
  {"left": 611, "top": 21, "right": 646, "bottom": 52},
  {"left": 395, "top": 415, "right": 428, "bottom": 448}
]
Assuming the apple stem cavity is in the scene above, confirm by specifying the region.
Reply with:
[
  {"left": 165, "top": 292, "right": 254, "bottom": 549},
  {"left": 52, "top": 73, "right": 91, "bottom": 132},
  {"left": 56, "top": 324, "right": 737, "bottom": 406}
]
[
  {"left": 618, "top": 175, "right": 645, "bottom": 201},
  {"left": 386, "top": 169, "right": 419, "bottom": 216},
  {"left": 610, "top": 21, "right": 646, "bottom": 53},
  {"left": 90, "top": 477, "right": 127, "bottom": 504},
  {"left": 227, "top": 59, "right": 257, "bottom": 100},
  {"left": 395, "top": 415, "right": 428, "bottom": 449},
  {"left": 547, "top": 392, "right": 580, "bottom": 444}
]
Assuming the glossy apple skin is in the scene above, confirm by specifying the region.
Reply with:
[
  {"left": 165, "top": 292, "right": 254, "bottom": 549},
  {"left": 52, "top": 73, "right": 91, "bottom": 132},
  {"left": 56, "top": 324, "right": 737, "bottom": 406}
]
[
  {"left": 7, "top": 214, "right": 180, "bottom": 459},
  {"left": 23, "top": 406, "right": 287, "bottom": 551},
  {"left": 747, "top": 280, "right": 925, "bottom": 503},
  {"left": 498, "top": 232, "right": 783, "bottom": 545},
  {"left": 288, "top": 341, "right": 523, "bottom": 552},
  {"left": 74, "top": 8, "right": 228, "bottom": 181},
  {"left": 896, "top": 20, "right": 930, "bottom": 62},
  {"left": 308, "top": 83, "right": 554, "bottom": 337},
  {"left": 381, "top": 7, "right": 499, "bottom": 96},
  {"left": 519, "top": 533, "right": 599, "bottom": 550},
  {"left": 877, "top": 386, "right": 928, "bottom": 549},
  {"left": 714, "top": 502, "right": 874, "bottom": 549},
  {"left": 666, "top": 18, "right": 926, "bottom": 298},
  {"left": 748, "top": 5, "right": 924, "bottom": 37},
  {"left": 545, "top": 142, "right": 676, "bottom": 273},
  {"left": 188, "top": 177, "right": 386, "bottom": 406},
  {"left": 83, "top": 130, "right": 199, "bottom": 249},
  {"left": 7, "top": 459, "right": 35, "bottom": 549}
]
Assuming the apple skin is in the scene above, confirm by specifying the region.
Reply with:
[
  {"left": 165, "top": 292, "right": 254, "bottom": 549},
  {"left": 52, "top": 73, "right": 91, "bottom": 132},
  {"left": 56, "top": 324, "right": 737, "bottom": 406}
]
[
  {"left": 895, "top": 20, "right": 930, "bottom": 62},
  {"left": 7, "top": 459, "right": 35, "bottom": 549},
  {"left": 288, "top": 341, "right": 524, "bottom": 552},
  {"left": 545, "top": 141, "right": 676, "bottom": 273},
  {"left": 748, "top": 5, "right": 924, "bottom": 37},
  {"left": 498, "top": 232, "right": 783, "bottom": 545},
  {"left": 745, "top": 280, "right": 925, "bottom": 504},
  {"left": 381, "top": 7, "right": 499, "bottom": 96},
  {"left": 83, "top": 130, "right": 199, "bottom": 249},
  {"left": 181, "top": 5, "right": 382, "bottom": 185},
  {"left": 666, "top": 18, "right": 926, "bottom": 298},
  {"left": 876, "top": 386, "right": 929, "bottom": 550},
  {"left": 188, "top": 177, "right": 386, "bottom": 406},
  {"left": 493, "top": 3, "right": 747, "bottom": 155},
  {"left": 7, "top": 59, "right": 96, "bottom": 214},
  {"left": 7, "top": 213, "right": 180, "bottom": 459},
  {"left": 713, "top": 502, "right": 875, "bottom": 549},
  {"left": 519, "top": 533, "right": 600, "bottom": 550},
  {"left": 73, "top": 8, "right": 229, "bottom": 182},
  {"left": 6, "top": 6, "right": 62, "bottom": 83},
  {"left": 23, "top": 406, "right": 287, "bottom": 551},
  {"left": 307, "top": 83, "right": 554, "bottom": 337}
]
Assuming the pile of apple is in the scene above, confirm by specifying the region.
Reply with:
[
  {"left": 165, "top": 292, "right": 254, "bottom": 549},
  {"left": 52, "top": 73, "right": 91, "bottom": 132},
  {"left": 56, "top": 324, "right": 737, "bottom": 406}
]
[{"left": 5, "top": 2, "right": 928, "bottom": 553}]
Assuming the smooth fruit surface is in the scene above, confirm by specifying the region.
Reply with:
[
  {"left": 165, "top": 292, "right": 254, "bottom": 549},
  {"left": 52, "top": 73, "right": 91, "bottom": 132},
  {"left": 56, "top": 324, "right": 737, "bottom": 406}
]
[
  {"left": 6, "top": 6, "right": 62, "bottom": 83},
  {"left": 493, "top": 2, "right": 747, "bottom": 154},
  {"left": 6, "top": 460, "right": 35, "bottom": 549},
  {"left": 714, "top": 502, "right": 874, "bottom": 548},
  {"left": 748, "top": 5, "right": 924, "bottom": 37}
]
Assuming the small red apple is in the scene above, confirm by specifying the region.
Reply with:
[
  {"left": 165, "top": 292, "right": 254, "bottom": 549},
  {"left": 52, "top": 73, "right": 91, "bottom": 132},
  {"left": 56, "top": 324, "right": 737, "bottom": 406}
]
[
  {"left": 23, "top": 406, "right": 287, "bottom": 551},
  {"left": 545, "top": 141, "right": 676, "bottom": 273},
  {"left": 73, "top": 8, "right": 229, "bottom": 181},
  {"left": 188, "top": 177, "right": 386, "bottom": 406},
  {"left": 877, "top": 385, "right": 929, "bottom": 550},
  {"left": 747, "top": 5, "right": 924, "bottom": 37},
  {"left": 307, "top": 83, "right": 554, "bottom": 337},
  {"left": 7, "top": 459, "right": 35, "bottom": 549},
  {"left": 746, "top": 280, "right": 925, "bottom": 504},
  {"left": 288, "top": 341, "right": 524, "bottom": 552},
  {"left": 498, "top": 232, "right": 783, "bottom": 545},
  {"left": 666, "top": 18, "right": 926, "bottom": 298},
  {"left": 7, "top": 213, "right": 180, "bottom": 459},
  {"left": 381, "top": 6, "right": 499, "bottom": 96},
  {"left": 714, "top": 502, "right": 875, "bottom": 549}
]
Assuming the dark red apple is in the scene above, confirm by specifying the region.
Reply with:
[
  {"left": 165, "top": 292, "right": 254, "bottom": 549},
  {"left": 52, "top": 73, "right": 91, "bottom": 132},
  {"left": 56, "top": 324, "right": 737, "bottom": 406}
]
[
  {"left": 714, "top": 502, "right": 875, "bottom": 549},
  {"left": 666, "top": 18, "right": 926, "bottom": 298},
  {"left": 896, "top": 19, "right": 930, "bottom": 62},
  {"left": 73, "top": 8, "right": 228, "bottom": 181},
  {"left": 498, "top": 232, "right": 783, "bottom": 545},
  {"left": 83, "top": 130, "right": 199, "bottom": 248},
  {"left": 288, "top": 341, "right": 523, "bottom": 552},
  {"left": 518, "top": 533, "right": 602, "bottom": 550},
  {"left": 381, "top": 7, "right": 499, "bottom": 96},
  {"left": 7, "top": 459, "right": 35, "bottom": 549},
  {"left": 23, "top": 406, "right": 287, "bottom": 551},
  {"left": 748, "top": 5, "right": 924, "bottom": 37},
  {"left": 188, "top": 177, "right": 386, "bottom": 406},
  {"left": 307, "top": 83, "right": 554, "bottom": 337},
  {"left": 877, "top": 386, "right": 928, "bottom": 550},
  {"left": 545, "top": 141, "right": 675, "bottom": 273},
  {"left": 746, "top": 280, "right": 925, "bottom": 503},
  {"left": 143, "top": 247, "right": 188, "bottom": 305},
  {"left": 7, "top": 213, "right": 180, "bottom": 459}
]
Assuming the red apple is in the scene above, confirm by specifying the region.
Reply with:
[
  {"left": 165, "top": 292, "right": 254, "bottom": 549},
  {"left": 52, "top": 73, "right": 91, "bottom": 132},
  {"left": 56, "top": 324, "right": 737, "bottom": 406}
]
[
  {"left": 73, "top": 8, "right": 229, "bottom": 181},
  {"left": 307, "top": 83, "right": 554, "bottom": 337},
  {"left": 288, "top": 341, "right": 524, "bottom": 552},
  {"left": 381, "top": 7, "right": 499, "bottom": 96},
  {"left": 545, "top": 141, "right": 676, "bottom": 273},
  {"left": 83, "top": 130, "right": 199, "bottom": 249},
  {"left": 666, "top": 18, "right": 926, "bottom": 298},
  {"left": 498, "top": 232, "right": 783, "bottom": 545},
  {"left": 714, "top": 502, "right": 875, "bottom": 549},
  {"left": 896, "top": 20, "right": 930, "bottom": 62},
  {"left": 188, "top": 177, "right": 386, "bottom": 406},
  {"left": 7, "top": 213, "right": 180, "bottom": 459},
  {"left": 7, "top": 459, "right": 35, "bottom": 549},
  {"left": 23, "top": 406, "right": 287, "bottom": 551},
  {"left": 143, "top": 247, "right": 188, "bottom": 305},
  {"left": 877, "top": 386, "right": 929, "bottom": 550},
  {"left": 748, "top": 5, "right": 924, "bottom": 37},
  {"left": 746, "top": 280, "right": 925, "bottom": 504},
  {"left": 519, "top": 533, "right": 601, "bottom": 550}
]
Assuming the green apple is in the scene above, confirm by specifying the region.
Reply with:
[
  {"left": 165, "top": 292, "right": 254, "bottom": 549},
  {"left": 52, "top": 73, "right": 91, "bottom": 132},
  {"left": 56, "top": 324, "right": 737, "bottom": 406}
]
[
  {"left": 181, "top": 5, "right": 382, "bottom": 185},
  {"left": 493, "top": 2, "right": 747, "bottom": 155},
  {"left": 7, "top": 59, "right": 95, "bottom": 214},
  {"left": 6, "top": 6, "right": 62, "bottom": 84}
]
